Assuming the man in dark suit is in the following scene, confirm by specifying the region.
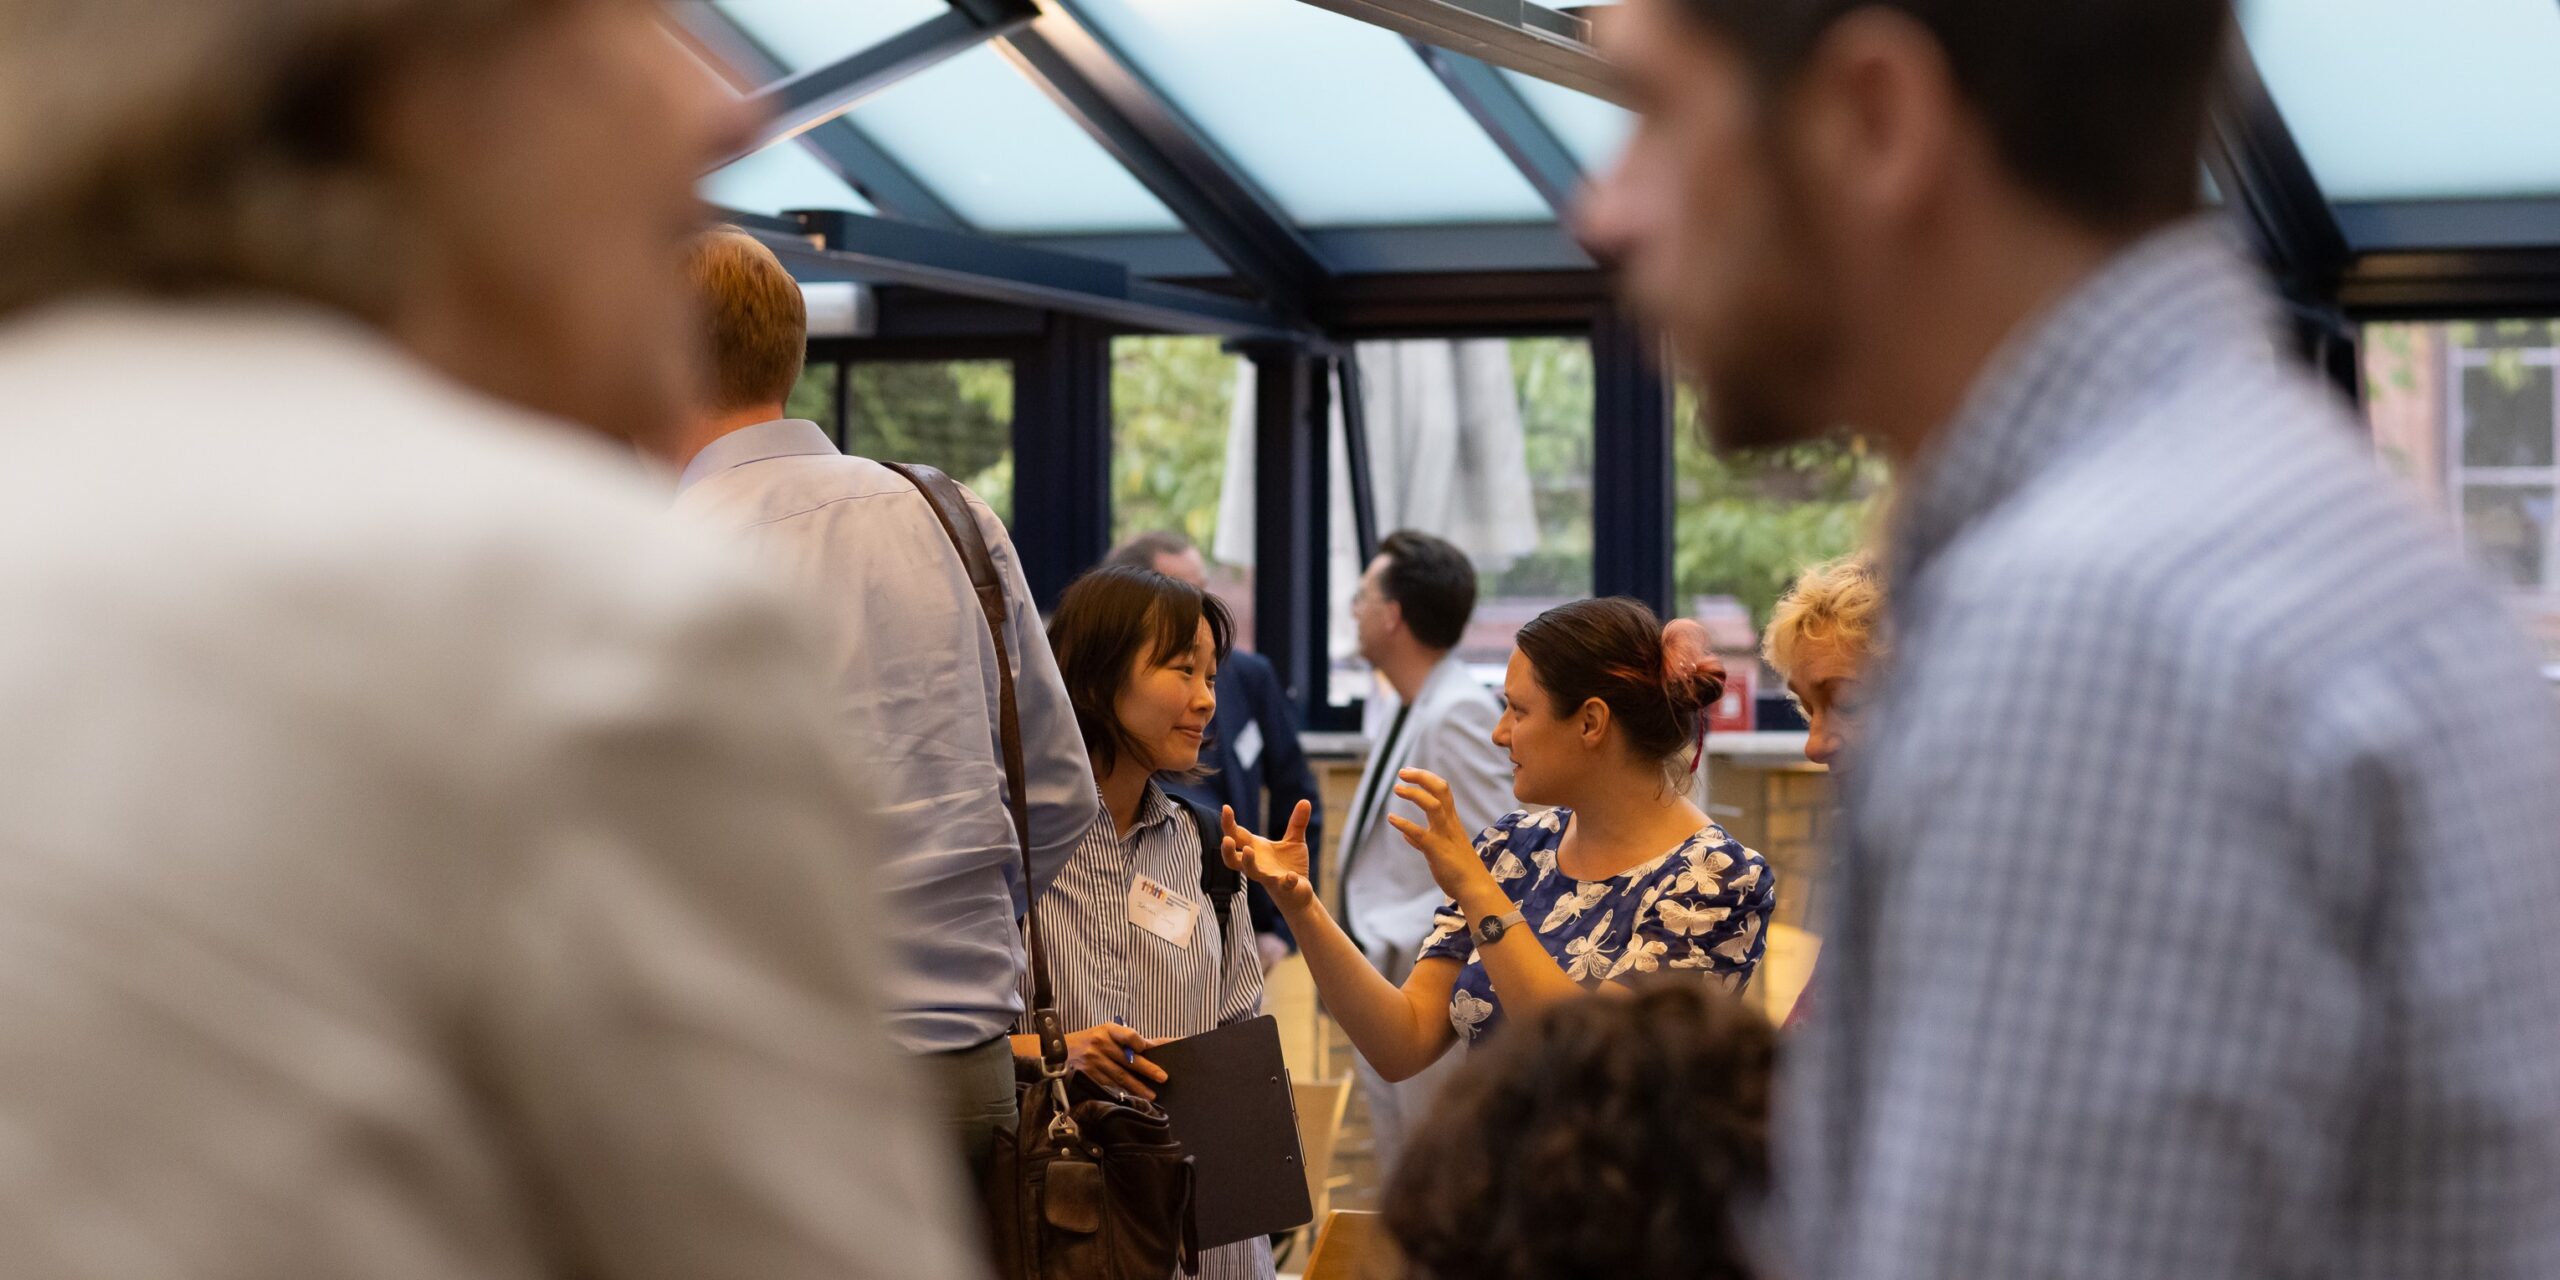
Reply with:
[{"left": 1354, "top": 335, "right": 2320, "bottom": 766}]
[{"left": 1106, "top": 531, "right": 1323, "bottom": 971}]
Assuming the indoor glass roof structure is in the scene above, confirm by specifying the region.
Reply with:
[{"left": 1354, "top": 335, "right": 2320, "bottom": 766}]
[
  {"left": 682, "top": 0, "right": 2560, "bottom": 337},
  {"left": 2241, "top": 0, "right": 2560, "bottom": 255},
  {"left": 672, "top": 0, "right": 2560, "bottom": 720}
]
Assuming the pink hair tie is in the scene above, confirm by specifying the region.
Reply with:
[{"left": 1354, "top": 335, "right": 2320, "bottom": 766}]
[{"left": 1661, "top": 619, "right": 1727, "bottom": 776}]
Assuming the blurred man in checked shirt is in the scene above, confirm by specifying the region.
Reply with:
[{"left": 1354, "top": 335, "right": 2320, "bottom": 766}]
[{"left": 1582, "top": 1, "right": 2560, "bottom": 1277}]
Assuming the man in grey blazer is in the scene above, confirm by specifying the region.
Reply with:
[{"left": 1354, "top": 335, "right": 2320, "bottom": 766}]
[{"left": 1332, "top": 530, "right": 1516, "bottom": 1175}]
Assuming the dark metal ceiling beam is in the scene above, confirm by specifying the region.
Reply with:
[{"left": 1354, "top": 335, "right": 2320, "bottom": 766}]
[
  {"left": 1016, "top": 223, "right": 1592, "bottom": 279},
  {"left": 731, "top": 209, "right": 1310, "bottom": 342},
  {"left": 1410, "top": 40, "right": 1582, "bottom": 215},
  {"left": 1287, "top": 0, "right": 1625, "bottom": 106},
  {"left": 1316, "top": 268, "right": 1608, "bottom": 334},
  {"left": 671, "top": 3, "right": 970, "bottom": 231},
  {"left": 998, "top": 3, "right": 1330, "bottom": 329},
  {"left": 2339, "top": 249, "right": 2560, "bottom": 318},
  {"left": 2335, "top": 198, "right": 2560, "bottom": 255},
  {"left": 739, "top": 4, "right": 1034, "bottom": 160},
  {"left": 2204, "top": 23, "right": 2349, "bottom": 303}
]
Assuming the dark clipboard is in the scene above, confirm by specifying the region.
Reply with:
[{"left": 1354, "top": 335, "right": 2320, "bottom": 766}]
[{"left": 1146, "top": 1014, "right": 1312, "bottom": 1249}]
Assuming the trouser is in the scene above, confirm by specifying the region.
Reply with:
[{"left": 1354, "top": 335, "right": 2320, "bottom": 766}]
[
  {"left": 1350, "top": 940, "right": 1466, "bottom": 1180},
  {"left": 921, "top": 1033, "right": 1019, "bottom": 1190}
]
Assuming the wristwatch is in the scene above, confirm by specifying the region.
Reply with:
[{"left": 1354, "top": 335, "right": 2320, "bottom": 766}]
[{"left": 1473, "top": 908, "right": 1526, "bottom": 946}]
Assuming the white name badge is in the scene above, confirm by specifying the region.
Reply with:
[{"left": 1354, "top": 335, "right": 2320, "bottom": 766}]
[
  {"left": 1233, "top": 720, "right": 1265, "bottom": 772},
  {"left": 1128, "top": 873, "right": 1200, "bottom": 949}
]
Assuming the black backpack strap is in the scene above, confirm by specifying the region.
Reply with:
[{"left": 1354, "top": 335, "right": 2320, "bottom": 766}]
[{"left": 1174, "top": 795, "right": 1246, "bottom": 934}]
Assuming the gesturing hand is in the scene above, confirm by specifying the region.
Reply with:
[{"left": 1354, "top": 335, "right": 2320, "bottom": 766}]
[
  {"left": 1061, "top": 1023, "right": 1166, "bottom": 1100},
  {"left": 1221, "top": 800, "right": 1315, "bottom": 914},
  {"left": 1385, "top": 768, "right": 1492, "bottom": 901}
]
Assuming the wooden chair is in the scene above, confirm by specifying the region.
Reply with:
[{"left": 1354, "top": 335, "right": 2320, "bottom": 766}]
[
  {"left": 1292, "top": 1078, "right": 1352, "bottom": 1213},
  {"left": 1302, "top": 1209, "right": 1404, "bottom": 1280},
  {"left": 1757, "top": 921, "right": 1823, "bottom": 1025},
  {"left": 1277, "top": 1077, "right": 1353, "bottom": 1270}
]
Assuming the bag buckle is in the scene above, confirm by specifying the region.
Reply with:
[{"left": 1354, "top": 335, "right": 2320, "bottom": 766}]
[
  {"left": 1033, "top": 1008, "right": 1072, "bottom": 1081},
  {"left": 1045, "top": 1083, "right": 1081, "bottom": 1144},
  {"left": 1030, "top": 1008, "right": 1081, "bottom": 1141}
]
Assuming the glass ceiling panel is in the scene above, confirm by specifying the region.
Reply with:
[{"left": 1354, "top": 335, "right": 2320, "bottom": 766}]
[
  {"left": 1500, "top": 68, "right": 1633, "bottom": 174},
  {"left": 846, "top": 44, "right": 1181, "bottom": 234},
  {"left": 2242, "top": 0, "right": 2560, "bottom": 202},
  {"left": 1071, "top": 0, "right": 1551, "bottom": 226},
  {"left": 702, "top": 139, "right": 875, "bottom": 216},
  {"left": 708, "top": 0, "right": 951, "bottom": 78}
]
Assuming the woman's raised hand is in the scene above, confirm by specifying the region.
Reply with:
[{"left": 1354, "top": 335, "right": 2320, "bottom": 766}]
[
  {"left": 1386, "top": 768, "right": 1490, "bottom": 900},
  {"left": 1221, "top": 800, "right": 1315, "bottom": 913}
]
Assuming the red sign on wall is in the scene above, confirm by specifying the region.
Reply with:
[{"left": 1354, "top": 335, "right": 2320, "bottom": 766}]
[{"left": 1707, "top": 660, "right": 1755, "bottom": 734}]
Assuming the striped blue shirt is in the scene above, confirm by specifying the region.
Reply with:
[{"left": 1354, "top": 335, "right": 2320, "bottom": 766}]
[
  {"left": 1027, "top": 784, "right": 1270, "bottom": 1280},
  {"left": 1780, "top": 221, "right": 2560, "bottom": 1279}
]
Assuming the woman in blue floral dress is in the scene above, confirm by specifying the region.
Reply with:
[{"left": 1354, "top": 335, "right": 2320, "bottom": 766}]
[{"left": 1222, "top": 598, "right": 1774, "bottom": 1078}]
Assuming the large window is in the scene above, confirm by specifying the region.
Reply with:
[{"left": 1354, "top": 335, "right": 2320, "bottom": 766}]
[
  {"left": 1673, "top": 388, "right": 1891, "bottom": 675},
  {"left": 1324, "top": 337, "right": 1596, "bottom": 707},
  {"left": 1103, "top": 335, "right": 1593, "bottom": 707},
  {"left": 1109, "top": 335, "right": 1254, "bottom": 647},
  {"left": 789, "top": 358, "right": 1016, "bottom": 523},
  {"left": 2364, "top": 319, "right": 2560, "bottom": 659}
]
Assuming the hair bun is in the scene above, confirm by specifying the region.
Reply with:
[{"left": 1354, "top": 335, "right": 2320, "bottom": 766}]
[{"left": 1660, "top": 618, "right": 1729, "bottom": 708}]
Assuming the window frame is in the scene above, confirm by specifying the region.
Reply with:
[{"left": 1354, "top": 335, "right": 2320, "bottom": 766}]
[{"left": 2444, "top": 338, "right": 2560, "bottom": 592}]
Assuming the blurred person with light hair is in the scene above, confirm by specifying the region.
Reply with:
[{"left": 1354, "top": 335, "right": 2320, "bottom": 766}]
[
  {"left": 1759, "top": 551, "right": 1885, "bottom": 1030},
  {"left": 0, "top": 2, "right": 979, "bottom": 1277},
  {"left": 1762, "top": 551, "right": 1885, "bottom": 771},
  {"left": 658, "top": 227, "right": 1095, "bottom": 1188}
]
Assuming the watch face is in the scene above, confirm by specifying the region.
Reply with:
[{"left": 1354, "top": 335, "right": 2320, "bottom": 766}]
[{"left": 1478, "top": 915, "right": 1508, "bottom": 944}]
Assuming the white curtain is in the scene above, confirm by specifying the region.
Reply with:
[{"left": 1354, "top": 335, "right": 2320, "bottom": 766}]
[
  {"left": 1213, "top": 339, "right": 1536, "bottom": 570},
  {"left": 1213, "top": 339, "right": 1538, "bottom": 701},
  {"left": 1352, "top": 340, "right": 1539, "bottom": 570}
]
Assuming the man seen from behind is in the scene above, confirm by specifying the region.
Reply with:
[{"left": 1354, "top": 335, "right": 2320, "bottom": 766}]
[{"left": 661, "top": 229, "right": 1095, "bottom": 1185}]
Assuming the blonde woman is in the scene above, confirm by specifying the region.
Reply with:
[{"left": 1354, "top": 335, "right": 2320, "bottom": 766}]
[
  {"left": 1762, "top": 552, "right": 1885, "bottom": 1029},
  {"left": 1764, "top": 552, "right": 1887, "bottom": 772}
]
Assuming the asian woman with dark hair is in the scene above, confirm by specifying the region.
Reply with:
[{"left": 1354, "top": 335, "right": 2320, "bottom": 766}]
[{"left": 1017, "top": 564, "right": 1273, "bottom": 1280}]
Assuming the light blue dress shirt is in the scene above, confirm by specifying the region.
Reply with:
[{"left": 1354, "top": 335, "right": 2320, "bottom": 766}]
[{"left": 676, "top": 419, "right": 1094, "bottom": 1053}]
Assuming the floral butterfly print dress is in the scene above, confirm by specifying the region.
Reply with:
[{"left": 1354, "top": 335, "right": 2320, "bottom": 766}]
[{"left": 1418, "top": 807, "right": 1775, "bottom": 1046}]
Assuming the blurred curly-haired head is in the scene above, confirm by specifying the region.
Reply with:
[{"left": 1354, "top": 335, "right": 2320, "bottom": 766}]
[
  {"left": 1763, "top": 551, "right": 1885, "bottom": 679},
  {"left": 1384, "top": 980, "right": 1776, "bottom": 1280}
]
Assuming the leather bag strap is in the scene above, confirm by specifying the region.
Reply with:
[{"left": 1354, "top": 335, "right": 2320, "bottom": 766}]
[{"left": 883, "top": 463, "right": 1066, "bottom": 1070}]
